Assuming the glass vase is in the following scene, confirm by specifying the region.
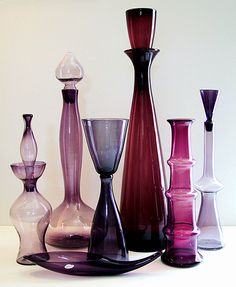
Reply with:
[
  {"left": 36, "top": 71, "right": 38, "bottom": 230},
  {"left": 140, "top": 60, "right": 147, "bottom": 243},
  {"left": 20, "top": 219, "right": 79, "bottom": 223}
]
[
  {"left": 10, "top": 114, "right": 51, "bottom": 265},
  {"left": 195, "top": 89, "right": 224, "bottom": 250},
  {"left": 120, "top": 8, "right": 166, "bottom": 252},
  {"left": 10, "top": 162, "right": 52, "bottom": 265},
  {"left": 45, "top": 53, "right": 94, "bottom": 248},
  {"left": 82, "top": 119, "right": 129, "bottom": 260},
  {"left": 162, "top": 119, "right": 202, "bottom": 267}
]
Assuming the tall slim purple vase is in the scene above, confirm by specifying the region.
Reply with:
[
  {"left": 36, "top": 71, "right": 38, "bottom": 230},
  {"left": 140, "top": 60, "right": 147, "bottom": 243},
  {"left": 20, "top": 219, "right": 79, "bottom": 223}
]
[
  {"left": 120, "top": 8, "right": 166, "bottom": 252},
  {"left": 162, "top": 119, "right": 202, "bottom": 267},
  {"left": 46, "top": 53, "right": 94, "bottom": 248}
]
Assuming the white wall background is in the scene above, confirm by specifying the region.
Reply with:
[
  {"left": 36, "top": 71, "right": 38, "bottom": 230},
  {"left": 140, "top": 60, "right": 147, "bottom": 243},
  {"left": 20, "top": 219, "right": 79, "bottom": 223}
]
[{"left": 0, "top": 0, "right": 235, "bottom": 225}]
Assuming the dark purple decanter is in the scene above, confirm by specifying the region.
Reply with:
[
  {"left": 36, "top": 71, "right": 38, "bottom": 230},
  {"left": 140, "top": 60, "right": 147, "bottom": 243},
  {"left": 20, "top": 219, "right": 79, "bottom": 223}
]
[{"left": 120, "top": 8, "right": 166, "bottom": 252}]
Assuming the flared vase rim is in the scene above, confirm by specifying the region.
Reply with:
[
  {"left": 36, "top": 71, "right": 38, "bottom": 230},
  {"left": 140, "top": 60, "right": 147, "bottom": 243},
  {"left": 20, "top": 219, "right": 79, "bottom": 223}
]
[
  {"left": 82, "top": 118, "right": 129, "bottom": 122},
  {"left": 10, "top": 161, "right": 46, "bottom": 168},
  {"left": 200, "top": 89, "right": 219, "bottom": 93},
  {"left": 126, "top": 7, "right": 157, "bottom": 14},
  {"left": 124, "top": 48, "right": 159, "bottom": 53},
  {"left": 167, "top": 118, "right": 195, "bottom": 123}
]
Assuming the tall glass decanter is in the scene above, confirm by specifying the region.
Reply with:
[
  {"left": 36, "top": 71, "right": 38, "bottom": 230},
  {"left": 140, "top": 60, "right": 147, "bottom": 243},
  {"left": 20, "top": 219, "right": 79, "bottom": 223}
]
[
  {"left": 45, "top": 53, "right": 94, "bottom": 248},
  {"left": 120, "top": 8, "right": 166, "bottom": 252},
  {"left": 10, "top": 114, "right": 52, "bottom": 265},
  {"left": 195, "top": 89, "right": 224, "bottom": 250},
  {"left": 162, "top": 119, "right": 202, "bottom": 267}
]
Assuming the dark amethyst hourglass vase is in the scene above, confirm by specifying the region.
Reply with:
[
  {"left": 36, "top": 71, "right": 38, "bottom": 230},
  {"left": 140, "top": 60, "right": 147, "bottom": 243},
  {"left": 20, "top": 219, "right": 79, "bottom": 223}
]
[
  {"left": 195, "top": 90, "right": 224, "bottom": 250},
  {"left": 162, "top": 119, "right": 202, "bottom": 267},
  {"left": 45, "top": 53, "right": 94, "bottom": 248},
  {"left": 82, "top": 119, "right": 129, "bottom": 261},
  {"left": 126, "top": 8, "right": 156, "bottom": 48},
  {"left": 10, "top": 162, "right": 52, "bottom": 265}
]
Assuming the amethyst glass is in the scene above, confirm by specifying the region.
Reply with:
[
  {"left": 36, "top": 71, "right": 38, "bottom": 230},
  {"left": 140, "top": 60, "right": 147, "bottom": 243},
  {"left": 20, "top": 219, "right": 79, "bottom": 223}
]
[
  {"left": 126, "top": 8, "right": 156, "bottom": 48},
  {"left": 195, "top": 90, "right": 224, "bottom": 250},
  {"left": 82, "top": 119, "right": 129, "bottom": 261},
  {"left": 10, "top": 114, "right": 51, "bottom": 265},
  {"left": 10, "top": 162, "right": 52, "bottom": 265},
  {"left": 46, "top": 53, "right": 94, "bottom": 249},
  {"left": 25, "top": 250, "right": 161, "bottom": 276},
  {"left": 120, "top": 9, "right": 166, "bottom": 252},
  {"left": 162, "top": 119, "right": 202, "bottom": 267},
  {"left": 20, "top": 114, "right": 37, "bottom": 167}
]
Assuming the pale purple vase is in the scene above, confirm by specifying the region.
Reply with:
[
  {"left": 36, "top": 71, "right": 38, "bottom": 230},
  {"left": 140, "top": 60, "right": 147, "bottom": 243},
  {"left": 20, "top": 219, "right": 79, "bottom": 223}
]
[{"left": 46, "top": 53, "right": 94, "bottom": 248}]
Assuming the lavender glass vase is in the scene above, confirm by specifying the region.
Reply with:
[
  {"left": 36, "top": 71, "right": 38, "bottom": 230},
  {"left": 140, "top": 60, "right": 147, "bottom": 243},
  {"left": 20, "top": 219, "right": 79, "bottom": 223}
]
[
  {"left": 10, "top": 114, "right": 51, "bottom": 265},
  {"left": 120, "top": 8, "right": 166, "bottom": 252},
  {"left": 195, "top": 90, "right": 224, "bottom": 250},
  {"left": 45, "top": 53, "right": 94, "bottom": 248},
  {"left": 162, "top": 119, "right": 202, "bottom": 267},
  {"left": 82, "top": 119, "right": 129, "bottom": 260}
]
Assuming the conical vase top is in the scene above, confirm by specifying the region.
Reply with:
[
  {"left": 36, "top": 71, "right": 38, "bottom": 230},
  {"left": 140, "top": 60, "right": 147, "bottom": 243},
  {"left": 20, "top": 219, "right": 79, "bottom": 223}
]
[
  {"left": 82, "top": 119, "right": 129, "bottom": 175},
  {"left": 200, "top": 89, "right": 218, "bottom": 122}
]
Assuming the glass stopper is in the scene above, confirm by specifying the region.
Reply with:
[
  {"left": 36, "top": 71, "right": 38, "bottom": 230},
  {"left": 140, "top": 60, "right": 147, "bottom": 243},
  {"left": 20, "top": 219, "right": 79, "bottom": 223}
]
[
  {"left": 55, "top": 52, "right": 84, "bottom": 89},
  {"left": 20, "top": 114, "right": 38, "bottom": 166}
]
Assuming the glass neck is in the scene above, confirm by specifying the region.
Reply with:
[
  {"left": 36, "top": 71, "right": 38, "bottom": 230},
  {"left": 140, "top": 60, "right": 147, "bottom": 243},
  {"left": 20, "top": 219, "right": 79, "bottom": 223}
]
[
  {"left": 170, "top": 121, "right": 192, "bottom": 160},
  {"left": 125, "top": 48, "right": 157, "bottom": 91},
  {"left": 100, "top": 175, "right": 113, "bottom": 194},
  {"left": 60, "top": 88, "right": 82, "bottom": 203},
  {"left": 203, "top": 125, "right": 215, "bottom": 178},
  {"left": 168, "top": 120, "right": 194, "bottom": 189},
  {"left": 23, "top": 178, "right": 38, "bottom": 192}
]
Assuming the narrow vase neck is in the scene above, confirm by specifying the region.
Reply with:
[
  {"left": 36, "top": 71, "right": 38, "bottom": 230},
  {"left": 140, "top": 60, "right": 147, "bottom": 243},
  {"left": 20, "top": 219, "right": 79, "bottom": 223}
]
[
  {"left": 23, "top": 178, "right": 38, "bottom": 192},
  {"left": 203, "top": 124, "right": 215, "bottom": 178},
  {"left": 100, "top": 175, "right": 113, "bottom": 194},
  {"left": 125, "top": 48, "right": 158, "bottom": 91},
  {"left": 60, "top": 89, "right": 82, "bottom": 203},
  {"left": 168, "top": 120, "right": 194, "bottom": 189}
]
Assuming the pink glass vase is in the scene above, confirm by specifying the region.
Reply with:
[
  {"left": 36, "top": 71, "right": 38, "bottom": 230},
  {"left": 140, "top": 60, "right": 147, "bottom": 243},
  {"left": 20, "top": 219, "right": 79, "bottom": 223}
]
[
  {"left": 162, "top": 119, "right": 202, "bottom": 267},
  {"left": 120, "top": 8, "right": 166, "bottom": 252}
]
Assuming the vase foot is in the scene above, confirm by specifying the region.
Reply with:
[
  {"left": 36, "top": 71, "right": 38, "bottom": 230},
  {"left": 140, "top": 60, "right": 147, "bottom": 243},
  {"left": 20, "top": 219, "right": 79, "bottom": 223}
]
[
  {"left": 161, "top": 249, "right": 202, "bottom": 268},
  {"left": 198, "top": 239, "right": 224, "bottom": 250}
]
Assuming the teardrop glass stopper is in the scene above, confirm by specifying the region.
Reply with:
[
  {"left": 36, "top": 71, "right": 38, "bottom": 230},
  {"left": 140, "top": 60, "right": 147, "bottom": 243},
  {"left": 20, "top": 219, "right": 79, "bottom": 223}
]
[{"left": 55, "top": 52, "right": 84, "bottom": 89}]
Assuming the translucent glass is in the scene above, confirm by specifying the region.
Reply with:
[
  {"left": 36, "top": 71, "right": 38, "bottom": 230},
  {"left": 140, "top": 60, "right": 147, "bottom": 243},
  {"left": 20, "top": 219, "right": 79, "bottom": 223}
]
[
  {"left": 10, "top": 162, "right": 52, "bottom": 265},
  {"left": 46, "top": 54, "right": 94, "bottom": 249},
  {"left": 195, "top": 89, "right": 224, "bottom": 250},
  {"left": 82, "top": 119, "right": 129, "bottom": 261},
  {"left": 126, "top": 8, "right": 157, "bottom": 48},
  {"left": 120, "top": 8, "right": 166, "bottom": 252},
  {"left": 162, "top": 119, "right": 202, "bottom": 267},
  {"left": 10, "top": 114, "right": 51, "bottom": 265},
  {"left": 55, "top": 52, "right": 84, "bottom": 89}
]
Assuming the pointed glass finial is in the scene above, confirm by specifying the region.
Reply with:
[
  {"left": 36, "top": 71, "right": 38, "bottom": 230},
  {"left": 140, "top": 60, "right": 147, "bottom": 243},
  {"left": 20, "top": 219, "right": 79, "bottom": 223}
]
[
  {"left": 20, "top": 114, "right": 38, "bottom": 167},
  {"left": 200, "top": 89, "right": 218, "bottom": 131},
  {"left": 55, "top": 52, "right": 84, "bottom": 89}
]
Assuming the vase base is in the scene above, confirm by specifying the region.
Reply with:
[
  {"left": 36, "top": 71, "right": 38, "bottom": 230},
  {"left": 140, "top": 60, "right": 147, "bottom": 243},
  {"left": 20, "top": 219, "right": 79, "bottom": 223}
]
[
  {"left": 161, "top": 249, "right": 202, "bottom": 268},
  {"left": 46, "top": 234, "right": 90, "bottom": 249},
  {"left": 17, "top": 256, "right": 36, "bottom": 265},
  {"left": 125, "top": 231, "right": 165, "bottom": 252},
  {"left": 198, "top": 239, "right": 224, "bottom": 250}
]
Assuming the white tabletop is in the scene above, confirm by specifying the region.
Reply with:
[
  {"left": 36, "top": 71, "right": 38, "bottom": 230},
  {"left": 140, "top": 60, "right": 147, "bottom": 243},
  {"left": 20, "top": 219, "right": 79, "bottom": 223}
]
[{"left": 0, "top": 226, "right": 234, "bottom": 287}]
